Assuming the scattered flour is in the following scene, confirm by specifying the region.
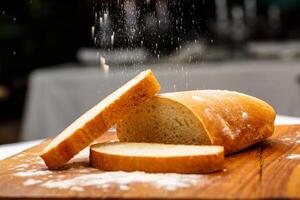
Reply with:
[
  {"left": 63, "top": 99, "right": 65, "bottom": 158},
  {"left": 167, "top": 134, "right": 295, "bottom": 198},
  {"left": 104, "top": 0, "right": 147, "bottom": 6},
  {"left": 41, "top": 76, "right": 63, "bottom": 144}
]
[
  {"left": 78, "top": 169, "right": 93, "bottom": 173},
  {"left": 204, "top": 108, "right": 213, "bottom": 119},
  {"left": 33, "top": 158, "right": 46, "bottom": 165},
  {"left": 17, "top": 163, "right": 30, "bottom": 167},
  {"left": 24, "top": 179, "right": 43, "bottom": 186},
  {"left": 36, "top": 160, "right": 45, "bottom": 165},
  {"left": 41, "top": 171, "right": 201, "bottom": 191},
  {"left": 281, "top": 137, "right": 300, "bottom": 144},
  {"left": 204, "top": 109, "right": 239, "bottom": 139},
  {"left": 192, "top": 96, "right": 207, "bottom": 102},
  {"left": 286, "top": 154, "right": 300, "bottom": 160},
  {"left": 15, "top": 170, "right": 52, "bottom": 177},
  {"left": 15, "top": 168, "right": 27, "bottom": 171},
  {"left": 217, "top": 115, "right": 237, "bottom": 139},
  {"left": 241, "top": 112, "right": 248, "bottom": 120}
]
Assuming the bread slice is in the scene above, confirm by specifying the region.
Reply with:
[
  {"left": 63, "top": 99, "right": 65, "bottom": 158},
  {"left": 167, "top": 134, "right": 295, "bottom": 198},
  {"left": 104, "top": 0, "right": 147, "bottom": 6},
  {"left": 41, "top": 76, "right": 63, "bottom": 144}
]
[
  {"left": 117, "top": 90, "right": 276, "bottom": 154},
  {"left": 40, "top": 69, "right": 160, "bottom": 169},
  {"left": 90, "top": 142, "right": 224, "bottom": 173}
]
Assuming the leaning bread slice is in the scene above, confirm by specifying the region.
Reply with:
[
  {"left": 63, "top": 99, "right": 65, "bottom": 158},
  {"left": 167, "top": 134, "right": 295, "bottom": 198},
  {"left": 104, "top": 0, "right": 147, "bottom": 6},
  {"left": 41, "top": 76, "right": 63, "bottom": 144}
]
[
  {"left": 90, "top": 142, "right": 224, "bottom": 174},
  {"left": 117, "top": 90, "right": 276, "bottom": 154},
  {"left": 40, "top": 69, "right": 160, "bottom": 169}
]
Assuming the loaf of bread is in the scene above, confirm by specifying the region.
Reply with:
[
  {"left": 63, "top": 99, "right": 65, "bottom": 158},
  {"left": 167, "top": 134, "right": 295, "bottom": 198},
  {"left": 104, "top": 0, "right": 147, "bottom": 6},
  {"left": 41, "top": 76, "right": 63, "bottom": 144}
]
[
  {"left": 40, "top": 69, "right": 160, "bottom": 169},
  {"left": 90, "top": 142, "right": 224, "bottom": 173},
  {"left": 117, "top": 90, "right": 276, "bottom": 154}
]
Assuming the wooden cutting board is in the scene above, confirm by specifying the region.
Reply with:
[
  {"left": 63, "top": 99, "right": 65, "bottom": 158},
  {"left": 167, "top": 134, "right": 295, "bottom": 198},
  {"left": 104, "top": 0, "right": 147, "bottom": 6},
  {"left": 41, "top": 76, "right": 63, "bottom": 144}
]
[{"left": 0, "top": 125, "right": 300, "bottom": 199}]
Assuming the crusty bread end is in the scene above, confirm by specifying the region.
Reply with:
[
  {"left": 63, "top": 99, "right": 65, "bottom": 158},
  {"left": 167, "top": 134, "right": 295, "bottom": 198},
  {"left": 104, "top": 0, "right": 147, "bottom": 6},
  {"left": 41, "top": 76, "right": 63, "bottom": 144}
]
[{"left": 40, "top": 69, "right": 160, "bottom": 169}]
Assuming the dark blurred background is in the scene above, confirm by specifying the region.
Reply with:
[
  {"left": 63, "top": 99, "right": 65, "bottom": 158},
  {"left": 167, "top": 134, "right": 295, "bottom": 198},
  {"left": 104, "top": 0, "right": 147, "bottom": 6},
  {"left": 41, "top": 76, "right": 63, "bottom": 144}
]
[
  {"left": 0, "top": 0, "right": 92, "bottom": 143},
  {"left": 1, "top": 0, "right": 300, "bottom": 144},
  {"left": 0, "top": 1, "right": 91, "bottom": 115}
]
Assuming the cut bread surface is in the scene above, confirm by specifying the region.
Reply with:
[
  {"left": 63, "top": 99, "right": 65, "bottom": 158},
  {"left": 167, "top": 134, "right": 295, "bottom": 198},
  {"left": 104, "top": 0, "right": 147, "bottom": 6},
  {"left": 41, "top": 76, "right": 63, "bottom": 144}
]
[
  {"left": 40, "top": 69, "right": 160, "bottom": 169},
  {"left": 117, "top": 97, "right": 211, "bottom": 145},
  {"left": 117, "top": 90, "right": 276, "bottom": 154},
  {"left": 94, "top": 142, "right": 221, "bottom": 157},
  {"left": 90, "top": 142, "right": 224, "bottom": 173}
]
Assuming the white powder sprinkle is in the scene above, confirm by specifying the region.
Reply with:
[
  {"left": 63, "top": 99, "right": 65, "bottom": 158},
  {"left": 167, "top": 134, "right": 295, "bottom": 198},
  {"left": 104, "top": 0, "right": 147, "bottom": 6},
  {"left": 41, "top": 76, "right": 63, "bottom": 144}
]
[
  {"left": 15, "top": 170, "right": 52, "bottom": 177},
  {"left": 32, "top": 157, "right": 45, "bottom": 164},
  {"left": 217, "top": 115, "right": 237, "bottom": 139},
  {"left": 204, "top": 108, "right": 210, "bottom": 113},
  {"left": 15, "top": 164, "right": 30, "bottom": 168},
  {"left": 15, "top": 168, "right": 27, "bottom": 171},
  {"left": 36, "top": 160, "right": 46, "bottom": 165},
  {"left": 41, "top": 171, "right": 200, "bottom": 191},
  {"left": 24, "top": 179, "right": 43, "bottom": 186},
  {"left": 100, "top": 56, "right": 109, "bottom": 77},
  {"left": 78, "top": 169, "right": 93, "bottom": 173},
  {"left": 286, "top": 154, "right": 300, "bottom": 160},
  {"left": 241, "top": 112, "right": 249, "bottom": 120},
  {"left": 192, "top": 96, "right": 207, "bottom": 102},
  {"left": 281, "top": 138, "right": 291, "bottom": 141},
  {"left": 204, "top": 108, "right": 213, "bottom": 119},
  {"left": 204, "top": 109, "right": 239, "bottom": 139}
]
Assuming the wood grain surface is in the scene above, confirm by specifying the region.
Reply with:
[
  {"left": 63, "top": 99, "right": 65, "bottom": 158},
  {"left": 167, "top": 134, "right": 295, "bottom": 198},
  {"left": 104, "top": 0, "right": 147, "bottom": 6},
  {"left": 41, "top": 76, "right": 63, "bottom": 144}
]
[{"left": 0, "top": 125, "right": 299, "bottom": 199}]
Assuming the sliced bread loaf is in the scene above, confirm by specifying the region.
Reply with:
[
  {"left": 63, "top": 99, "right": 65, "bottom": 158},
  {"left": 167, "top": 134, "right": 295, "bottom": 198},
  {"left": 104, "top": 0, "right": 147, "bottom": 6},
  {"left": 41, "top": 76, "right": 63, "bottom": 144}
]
[
  {"left": 40, "top": 69, "right": 160, "bottom": 169},
  {"left": 90, "top": 142, "right": 224, "bottom": 173},
  {"left": 117, "top": 90, "right": 276, "bottom": 154}
]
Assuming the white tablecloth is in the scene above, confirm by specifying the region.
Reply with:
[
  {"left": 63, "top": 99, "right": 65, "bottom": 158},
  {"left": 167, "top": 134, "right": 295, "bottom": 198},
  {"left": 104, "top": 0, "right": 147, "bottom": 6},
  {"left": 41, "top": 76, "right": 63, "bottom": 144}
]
[
  {"left": 21, "top": 60, "right": 300, "bottom": 141},
  {"left": 2, "top": 115, "right": 300, "bottom": 160}
]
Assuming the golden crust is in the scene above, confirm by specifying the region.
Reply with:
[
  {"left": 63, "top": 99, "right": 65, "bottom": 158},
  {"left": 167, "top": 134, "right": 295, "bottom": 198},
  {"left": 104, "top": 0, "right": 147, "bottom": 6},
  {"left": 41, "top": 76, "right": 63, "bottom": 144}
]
[
  {"left": 160, "top": 90, "right": 276, "bottom": 154},
  {"left": 40, "top": 70, "right": 160, "bottom": 169},
  {"left": 40, "top": 117, "right": 107, "bottom": 169},
  {"left": 90, "top": 142, "right": 224, "bottom": 174}
]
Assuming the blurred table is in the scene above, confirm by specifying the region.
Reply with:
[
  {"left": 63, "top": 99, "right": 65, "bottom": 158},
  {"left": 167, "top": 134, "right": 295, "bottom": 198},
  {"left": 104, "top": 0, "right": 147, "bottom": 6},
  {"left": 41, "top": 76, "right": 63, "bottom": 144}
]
[
  {"left": 2, "top": 115, "right": 300, "bottom": 160},
  {"left": 21, "top": 60, "right": 300, "bottom": 141}
]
